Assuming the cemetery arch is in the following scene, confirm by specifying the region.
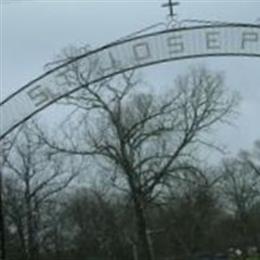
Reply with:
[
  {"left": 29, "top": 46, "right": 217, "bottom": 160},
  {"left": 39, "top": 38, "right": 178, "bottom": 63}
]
[{"left": 1, "top": 23, "right": 260, "bottom": 140}]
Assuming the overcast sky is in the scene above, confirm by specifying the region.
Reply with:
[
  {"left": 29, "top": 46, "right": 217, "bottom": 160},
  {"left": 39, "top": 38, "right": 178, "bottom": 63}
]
[{"left": 1, "top": 0, "right": 260, "bottom": 159}]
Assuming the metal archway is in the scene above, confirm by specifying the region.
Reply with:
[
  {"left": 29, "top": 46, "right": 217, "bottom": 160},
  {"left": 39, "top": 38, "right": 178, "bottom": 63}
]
[{"left": 1, "top": 23, "right": 260, "bottom": 140}]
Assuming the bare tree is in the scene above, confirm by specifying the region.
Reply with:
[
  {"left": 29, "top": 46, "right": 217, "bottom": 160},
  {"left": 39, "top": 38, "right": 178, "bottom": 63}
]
[
  {"left": 239, "top": 140, "right": 260, "bottom": 177},
  {"left": 0, "top": 130, "right": 23, "bottom": 260},
  {"left": 3, "top": 123, "right": 82, "bottom": 260},
  {"left": 221, "top": 157, "right": 260, "bottom": 257},
  {"left": 38, "top": 62, "right": 238, "bottom": 260}
]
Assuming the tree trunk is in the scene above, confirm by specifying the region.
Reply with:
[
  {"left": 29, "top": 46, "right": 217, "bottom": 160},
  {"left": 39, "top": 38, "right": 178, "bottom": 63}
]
[
  {"left": 26, "top": 196, "right": 35, "bottom": 260},
  {"left": 133, "top": 195, "right": 153, "bottom": 260},
  {"left": 25, "top": 175, "right": 38, "bottom": 260}
]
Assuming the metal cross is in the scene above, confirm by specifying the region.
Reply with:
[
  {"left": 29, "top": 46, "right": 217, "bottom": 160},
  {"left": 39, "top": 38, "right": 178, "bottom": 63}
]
[{"left": 162, "top": 0, "right": 179, "bottom": 18}]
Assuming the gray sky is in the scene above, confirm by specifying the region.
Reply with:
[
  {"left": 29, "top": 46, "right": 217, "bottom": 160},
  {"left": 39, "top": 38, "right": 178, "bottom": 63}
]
[{"left": 1, "top": 0, "right": 260, "bottom": 159}]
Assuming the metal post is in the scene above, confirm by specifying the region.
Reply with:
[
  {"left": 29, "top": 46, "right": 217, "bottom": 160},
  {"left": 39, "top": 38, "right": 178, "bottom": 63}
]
[
  {"left": 0, "top": 165, "right": 6, "bottom": 260},
  {"left": 0, "top": 140, "right": 7, "bottom": 260}
]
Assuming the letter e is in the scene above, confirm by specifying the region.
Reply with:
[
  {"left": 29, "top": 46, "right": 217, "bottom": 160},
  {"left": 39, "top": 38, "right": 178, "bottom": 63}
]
[
  {"left": 167, "top": 35, "right": 184, "bottom": 54},
  {"left": 206, "top": 31, "right": 221, "bottom": 50},
  {"left": 241, "top": 32, "right": 258, "bottom": 49}
]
